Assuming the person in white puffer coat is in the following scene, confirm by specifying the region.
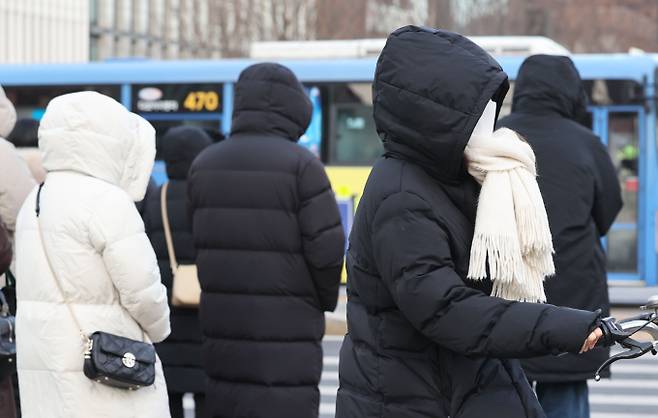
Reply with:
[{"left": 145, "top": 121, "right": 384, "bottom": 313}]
[{"left": 14, "top": 91, "right": 171, "bottom": 418}]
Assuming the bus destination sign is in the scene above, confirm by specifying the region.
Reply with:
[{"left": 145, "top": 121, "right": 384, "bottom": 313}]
[{"left": 132, "top": 83, "right": 223, "bottom": 113}]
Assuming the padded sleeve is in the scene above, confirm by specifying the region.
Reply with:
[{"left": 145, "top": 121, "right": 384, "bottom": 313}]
[
  {"left": 90, "top": 190, "right": 170, "bottom": 343},
  {"left": 297, "top": 157, "right": 346, "bottom": 312},
  {"left": 591, "top": 139, "right": 623, "bottom": 236},
  {"left": 372, "top": 191, "right": 600, "bottom": 357}
]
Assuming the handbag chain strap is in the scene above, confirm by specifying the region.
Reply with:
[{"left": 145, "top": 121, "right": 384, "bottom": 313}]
[
  {"left": 35, "top": 183, "right": 146, "bottom": 345},
  {"left": 160, "top": 182, "right": 179, "bottom": 273},
  {"left": 35, "top": 183, "right": 90, "bottom": 345}
]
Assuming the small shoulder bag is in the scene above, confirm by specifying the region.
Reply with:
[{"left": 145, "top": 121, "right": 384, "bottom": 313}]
[
  {"left": 35, "top": 183, "right": 156, "bottom": 391},
  {"left": 161, "top": 182, "right": 201, "bottom": 307}
]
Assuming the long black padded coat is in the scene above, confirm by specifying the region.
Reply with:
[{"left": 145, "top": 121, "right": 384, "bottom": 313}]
[
  {"left": 336, "top": 26, "right": 602, "bottom": 418},
  {"left": 498, "top": 55, "right": 622, "bottom": 383},
  {"left": 143, "top": 126, "right": 212, "bottom": 394},
  {"left": 188, "top": 63, "right": 346, "bottom": 418}
]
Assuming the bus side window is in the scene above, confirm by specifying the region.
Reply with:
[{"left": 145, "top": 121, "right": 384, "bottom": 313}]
[{"left": 328, "top": 83, "right": 382, "bottom": 166}]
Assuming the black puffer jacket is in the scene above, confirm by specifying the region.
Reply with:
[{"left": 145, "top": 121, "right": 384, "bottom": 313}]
[
  {"left": 336, "top": 26, "right": 602, "bottom": 418},
  {"left": 498, "top": 55, "right": 622, "bottom": 382},
  {"left": 188, "top": 63, "right": 345, "bottom": 418},
  {"left": 143, "top": 126, "right": 212, "bottom": 394}
]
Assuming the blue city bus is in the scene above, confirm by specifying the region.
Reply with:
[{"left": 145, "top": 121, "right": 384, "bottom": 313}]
[{"left": 0, "top": 54, "right": 656, "bottom": 293}]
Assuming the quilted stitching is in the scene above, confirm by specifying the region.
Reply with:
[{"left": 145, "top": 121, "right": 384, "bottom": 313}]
[{"left": 85, "top": 331, "right": 155, "bottom": 388}]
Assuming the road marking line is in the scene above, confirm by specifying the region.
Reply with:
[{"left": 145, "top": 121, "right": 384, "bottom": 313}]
[
  {"left": 323, "top": 335, "right": 345, "bottom": 342},
  {"left": 589, "top": 394, "right": 658, "bottom": 405},
  {"left": 324, "top": 356, "right": 339, "bottom": 366},
  {"left": 610, "top": 363, "right": 658, "bottom": 374},
  {"left": 320, "top": 403, "right": 336, "bottom": 415},
  {"left": 591, "top": 378, "right": 658, "bottom": 389},
  {"left": 320, "top": 385, "right": 338, "bottom": 396},
  {"left": 322, "top": 371, "right": 339, "bottom": 380}
]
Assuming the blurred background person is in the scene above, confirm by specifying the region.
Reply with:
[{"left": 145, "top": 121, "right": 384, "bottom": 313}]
[
  {"left": 0, "top": 84, "right": 34, "bottom": 418},
  {"left": 202, "top": 128, "right": 226, "bottom": 144},
  {"left": 0, "top": 215, "right": 16, "bottom": 418},
  {"left": 143, "top": 126, "right": 213, "bottom": 418},
  {"left": 0, "top": 87, "right": 35, "bottom": 245},
  {"left": 8, "top": 118, "right": 46, "bottom": 183},
  {"left": 14, "top": 92, "right": 171, "bottom": 418},
  {"left": 188, "top": 63, "right": 345, "bottom": 418},
  {"left": 498, "top": 55, "right": 623, "bottom": 418}
]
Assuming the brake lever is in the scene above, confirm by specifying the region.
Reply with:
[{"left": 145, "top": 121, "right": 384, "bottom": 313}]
[
  {"left": 594, "top": 338, "right": 656, "bottom": 381},
  {"left": 598, "top": 316, "right": 636, "bottom": 347}
]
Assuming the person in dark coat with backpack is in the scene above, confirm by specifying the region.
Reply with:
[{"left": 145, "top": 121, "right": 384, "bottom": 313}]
[
  {"left": 497, "top": 55, "right": 623, "bottom": 418},
  {"left": 336, "top": 26, "right": 607, "bottom": 418},
  {"left": 143, "top": 126, "right": 213, "bottom": 418},
  {"left": 188, "top": 63, "right": 346, "bottom": 418}
]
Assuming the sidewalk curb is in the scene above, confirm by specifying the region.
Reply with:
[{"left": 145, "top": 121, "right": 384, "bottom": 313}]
[
  {"left": 325, "top": 311, "right": 347, "bottom": 335},
  {"left": 325, "top": 292, "right": 347, "bottom": 336}
]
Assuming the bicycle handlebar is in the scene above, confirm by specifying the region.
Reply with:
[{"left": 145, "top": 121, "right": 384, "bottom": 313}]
[{"left": 593, "top": 302, "right": 658, "bottom": 381}]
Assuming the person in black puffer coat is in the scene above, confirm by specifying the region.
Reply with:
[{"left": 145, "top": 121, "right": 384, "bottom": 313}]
[
  {"left": 336, "top": 26, "right": 605, "bottom": 418},
  {"left": 188, "top": 63, "right": 346, "bottom": 418},
  {"left": 497, "top": 55, "right": 622, "bottom": 418},
  {"left": 143, "top": 126, "right": 212, "bottom": 418}
]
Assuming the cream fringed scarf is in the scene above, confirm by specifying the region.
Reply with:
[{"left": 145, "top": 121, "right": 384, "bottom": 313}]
[{"left": 465, "top": 127, "right": 554, "bottom": 302}]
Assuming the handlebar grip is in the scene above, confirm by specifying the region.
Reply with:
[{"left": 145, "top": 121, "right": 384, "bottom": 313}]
[{"left": 598, "top": 317, "right": 633, "bottom": 347}]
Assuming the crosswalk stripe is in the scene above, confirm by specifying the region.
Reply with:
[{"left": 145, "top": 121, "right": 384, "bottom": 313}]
[
  {"left": 322, "top": 371, "right": 339, "bottom": 380},
  {"left": 589, "top": 394, "right": 658, "bottom": 406},
  {"left": 320, "top": 385, "right": 338, "bottom": 396},
  {"left": 323, "top": 335, "right": 345, "bottom": 342},
  {"left": 320, "top": 403, "right": 336, "bottom": 415},
  {"left": 610, "top": 363, "right": 658, "bottom": 374},
  {"left": 591, "top": 378, "right": 658, "bottom": 389},
  {"left": 324, "top": 356, "right": 340, "bottom": 366}
]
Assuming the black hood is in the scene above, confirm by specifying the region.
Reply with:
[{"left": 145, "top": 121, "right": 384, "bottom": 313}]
[
  {"left": 231, "top": 63, "right": 312, "bottom": 141},
  {"left": 512, "top": 55, "right": 588, "bottom": 122},
  {"left": 8, "top": 118, "right": 39, "bottom": 148},
  {"left": 163, "top": 126, "right": 212, "bottom": 180},
  {"left": 373, "top": 26, "right": 509, "bottom": 182}
]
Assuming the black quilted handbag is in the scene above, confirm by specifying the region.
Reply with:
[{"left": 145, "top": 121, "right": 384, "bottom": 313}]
[
  {"left": 0, "top": 290, "right": 16, "bottom": 381},
  {"left": 36, "top": 183, "right": 156, "bottom": 391},
  {"left": 83, "top": 331, "right": 156, "bottom": 390}
]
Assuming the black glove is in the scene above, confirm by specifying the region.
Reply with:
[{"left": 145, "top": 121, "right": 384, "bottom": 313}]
[{"left": 598, "top": 316, "right": 633, "bottom": 347}]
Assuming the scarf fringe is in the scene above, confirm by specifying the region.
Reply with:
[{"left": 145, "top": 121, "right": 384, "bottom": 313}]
[
  {"left": 468, "top": 232, "right": 522, "bottom": 283},
  {"left": 492, "top": 274, "right": 546, "bottom": 303},
  {"left": 525, "top": 249, "right": 556, "bottom": 277}
]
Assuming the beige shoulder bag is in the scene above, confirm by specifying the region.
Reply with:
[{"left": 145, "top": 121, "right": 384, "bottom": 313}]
[{"left": 161, "top": 182, "right": 201, "bottom": 307}]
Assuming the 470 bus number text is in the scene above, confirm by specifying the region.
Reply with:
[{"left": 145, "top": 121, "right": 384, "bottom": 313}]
[{"left": 183, "top": 91, "right": 220, "bottom": 112}]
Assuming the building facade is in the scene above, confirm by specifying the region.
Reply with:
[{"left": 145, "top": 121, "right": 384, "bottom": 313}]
[
  {"left": 90, "top": 0, "right": 223, "bottom": 60},
  {"left": 0, "top": 0, "right": 89, "bottom": 64}
]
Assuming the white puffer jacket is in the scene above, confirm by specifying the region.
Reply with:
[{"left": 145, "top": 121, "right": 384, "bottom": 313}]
[
  {"left": 14, "top": 92, "right": 171, "bottom": 418},
  {"left": 0, "top": 86, "right": 35, "bottom": 235}
]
